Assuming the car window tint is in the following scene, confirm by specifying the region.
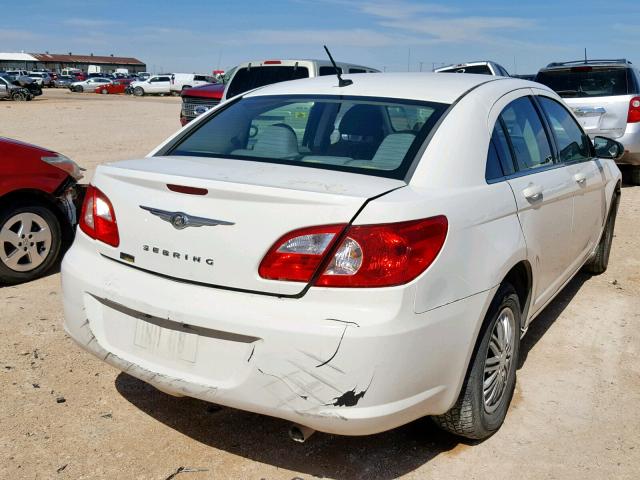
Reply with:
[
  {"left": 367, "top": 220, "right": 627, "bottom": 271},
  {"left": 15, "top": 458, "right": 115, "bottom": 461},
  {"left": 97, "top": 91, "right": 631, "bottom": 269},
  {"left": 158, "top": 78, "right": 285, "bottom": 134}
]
[
  {"left": 249, "top": 102, "right": 314, "bottom": 150},
  {"left": 319, "top": 66, "right": 342, "bottom": 76},
  {"left": 492, "top": 121, "right": 516, "bottom": 176},
  {"left": 538, "top": 96, "right": 591, "bottom": 163},
  {"left": 499, "top": 97, "right": 554, "bottom": 172},
  {"left": 226, "top": 66, "right": 310, "bottom": 98},
  {"left": 535, "top": 67, "right": 629, "bottom": 98},
  {"left": 439, "top": 65, "right": 492, "bottom": 75},
  {"left": 486, "top": 141, "right": 504, "bottom": 181},
  {"left": 349, "top": 68, "right": 367, "bottom": 74}
]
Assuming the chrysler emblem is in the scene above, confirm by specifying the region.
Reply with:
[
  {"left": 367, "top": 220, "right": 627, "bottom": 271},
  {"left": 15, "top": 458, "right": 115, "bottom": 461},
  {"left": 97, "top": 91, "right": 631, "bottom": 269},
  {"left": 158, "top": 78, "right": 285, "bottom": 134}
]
[{"left": 140, "top": 206, "right": 234, "bottom": 229}]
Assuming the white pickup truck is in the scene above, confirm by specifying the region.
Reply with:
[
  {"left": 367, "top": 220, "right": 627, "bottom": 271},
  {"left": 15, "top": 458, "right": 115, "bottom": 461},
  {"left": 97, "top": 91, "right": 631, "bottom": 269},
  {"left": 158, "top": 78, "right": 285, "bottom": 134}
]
[{"left": 130, "top": 73, "right": 214, "bottom": 96}]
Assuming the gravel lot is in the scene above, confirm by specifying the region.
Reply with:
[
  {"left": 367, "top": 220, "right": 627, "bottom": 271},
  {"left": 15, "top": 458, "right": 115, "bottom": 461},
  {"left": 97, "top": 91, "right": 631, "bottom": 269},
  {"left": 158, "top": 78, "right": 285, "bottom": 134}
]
[{"left": 1, "top": 89, "right": 639, "bottom": 480}]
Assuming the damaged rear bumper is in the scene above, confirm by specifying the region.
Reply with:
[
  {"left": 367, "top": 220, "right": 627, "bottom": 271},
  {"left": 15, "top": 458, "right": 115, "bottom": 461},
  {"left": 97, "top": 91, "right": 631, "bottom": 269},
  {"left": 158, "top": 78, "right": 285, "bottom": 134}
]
[{"left": 62, "top": 236, "right": 495, "bottom": 436}]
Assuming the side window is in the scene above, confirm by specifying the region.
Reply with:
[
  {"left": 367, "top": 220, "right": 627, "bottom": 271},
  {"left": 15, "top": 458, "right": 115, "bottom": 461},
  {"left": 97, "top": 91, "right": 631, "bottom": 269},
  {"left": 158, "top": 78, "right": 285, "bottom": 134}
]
[
  {"left": 537, "top": 96, "right": 591, "bottom": 163},
  {"left": 349, "top": 68, "right": 367, "bottom": 74},
  {"left": 489, "top": 120, "right": 516, "bottom": 178},
  {"left": 486, "top": 142, "right": 505, "bottom": 181},
  {"left": 319, "top": 66, "right": 342, "bottom": 76},
  {"left": 499, "top": 97, "right": 554, "bottom": 172}
]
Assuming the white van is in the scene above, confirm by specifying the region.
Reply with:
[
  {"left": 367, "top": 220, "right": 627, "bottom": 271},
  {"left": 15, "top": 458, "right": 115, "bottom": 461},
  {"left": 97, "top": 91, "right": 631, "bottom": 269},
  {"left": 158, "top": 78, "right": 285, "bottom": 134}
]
[
  {"left": 222, "top": 59, "right": 379, "bottom": 100},
  {"left": 170, "top": 73, "right": 215, "bottom": 93}
]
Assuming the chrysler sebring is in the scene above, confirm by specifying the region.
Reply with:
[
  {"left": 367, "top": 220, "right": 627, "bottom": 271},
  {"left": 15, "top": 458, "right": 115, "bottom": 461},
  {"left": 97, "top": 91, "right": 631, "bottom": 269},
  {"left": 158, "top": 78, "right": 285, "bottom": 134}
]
[{"left": 62, "top": 73, "right": 622, "bottom": 440}]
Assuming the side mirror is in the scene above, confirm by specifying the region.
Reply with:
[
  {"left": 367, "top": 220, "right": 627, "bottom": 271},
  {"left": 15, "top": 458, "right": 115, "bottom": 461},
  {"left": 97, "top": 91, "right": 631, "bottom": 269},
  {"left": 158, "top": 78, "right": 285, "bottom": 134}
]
[{"left": 593, "top": 136, "right": 625, "bottom": 160}]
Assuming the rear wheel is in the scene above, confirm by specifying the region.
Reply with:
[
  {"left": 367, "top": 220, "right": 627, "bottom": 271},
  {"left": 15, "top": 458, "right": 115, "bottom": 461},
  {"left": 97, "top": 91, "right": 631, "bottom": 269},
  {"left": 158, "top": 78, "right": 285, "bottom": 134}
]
[
  {"left": 432, "top": 283, "right": 521, "bottom": 440},
  {"left": 582, "top": 193, "right": 619, "bottom": 274},
  {"left": 0, "top": 203, "right": 62, "bottom": 285}
]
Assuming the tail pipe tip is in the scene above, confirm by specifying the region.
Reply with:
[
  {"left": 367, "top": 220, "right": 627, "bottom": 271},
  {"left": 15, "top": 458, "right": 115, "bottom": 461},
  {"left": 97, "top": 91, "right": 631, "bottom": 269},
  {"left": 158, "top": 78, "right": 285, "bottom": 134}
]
[{"left": 289, "top": 424, "right": 316, "bottom": 443}]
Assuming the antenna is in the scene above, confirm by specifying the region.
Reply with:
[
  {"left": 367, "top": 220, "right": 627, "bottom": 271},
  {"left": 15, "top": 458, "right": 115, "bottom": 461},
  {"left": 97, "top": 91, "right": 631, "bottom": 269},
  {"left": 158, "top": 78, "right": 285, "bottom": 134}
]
[{"left": 323, "top": 45, "right": 352, "bottom": 87}]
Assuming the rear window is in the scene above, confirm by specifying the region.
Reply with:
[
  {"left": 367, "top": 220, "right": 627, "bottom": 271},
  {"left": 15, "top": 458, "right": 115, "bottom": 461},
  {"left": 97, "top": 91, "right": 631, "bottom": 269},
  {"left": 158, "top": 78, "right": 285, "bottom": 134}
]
[
  {"left": 226, "top": 66, "right": 309, "bottom": 98},
  {"left": 165, "top": 95, "right": 447, "bottom": 180},
  {"left": 535, "top": 67, "right": 631, "bottom": 98},
  {"left": 319, "top": 66, "right": 342, "bottom": 76},
  {"left": 439, "top": 65, "right": 492, "bottom": 75}
]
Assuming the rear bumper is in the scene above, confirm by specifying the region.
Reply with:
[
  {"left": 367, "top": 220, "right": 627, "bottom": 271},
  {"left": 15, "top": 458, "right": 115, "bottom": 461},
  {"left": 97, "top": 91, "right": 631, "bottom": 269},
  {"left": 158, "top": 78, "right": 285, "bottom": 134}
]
[
  {"left": 61, "top": 236, "right": 494, "bottom": 435},
  {"left": 617, "top": 122, "right": 640, "bottom": 165}
]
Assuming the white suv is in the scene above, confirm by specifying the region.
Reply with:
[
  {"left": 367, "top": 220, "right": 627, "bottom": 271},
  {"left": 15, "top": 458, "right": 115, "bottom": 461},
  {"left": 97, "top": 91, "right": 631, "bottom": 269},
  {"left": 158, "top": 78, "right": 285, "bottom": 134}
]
[
  {"left": 536, "top": 59, "right": 640, "bottom": 184},
  {"left": 130, "top": 75, "right": 172, "bottom": 96}
]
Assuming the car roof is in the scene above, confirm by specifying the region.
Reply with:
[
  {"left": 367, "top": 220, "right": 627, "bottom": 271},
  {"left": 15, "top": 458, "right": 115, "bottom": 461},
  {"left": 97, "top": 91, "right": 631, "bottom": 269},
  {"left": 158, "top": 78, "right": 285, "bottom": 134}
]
[
  {"left": 242, "top": 72, "right": 515, "bottom": 104},
  {"left": 540, "top": 59, "right": 633, "bottom": 71}
]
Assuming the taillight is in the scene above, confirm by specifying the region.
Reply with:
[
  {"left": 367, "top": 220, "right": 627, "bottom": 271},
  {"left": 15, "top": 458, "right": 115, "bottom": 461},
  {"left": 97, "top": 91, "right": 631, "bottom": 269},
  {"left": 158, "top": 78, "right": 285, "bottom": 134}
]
[
  {"left": 79, "top": 185, "right": 120, "bottom": 247},
  {"left": 259, "top": 216, "right": 448, "bottom": 288},
  {"left": 628, "top": 96, "right": 640, "bottom": 123},
  {"left": 259, "top": 225, "right": 346, "bottom": 282}
]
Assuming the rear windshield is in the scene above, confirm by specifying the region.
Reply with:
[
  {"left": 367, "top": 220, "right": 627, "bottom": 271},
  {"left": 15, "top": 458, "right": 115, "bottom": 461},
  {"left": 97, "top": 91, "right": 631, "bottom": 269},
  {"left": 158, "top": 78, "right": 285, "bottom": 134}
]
[
  {"left": 439, "top": 65, "right": 492, "bottom": 75},
  {"left": 166, "top": 95, "right": 448, "bottom": 180},
  {"left": 226, "top": 66, "right": 309, "bottom": 98},
  {"left": 536, "top": 67, "right": 631, "bottom": 97}
]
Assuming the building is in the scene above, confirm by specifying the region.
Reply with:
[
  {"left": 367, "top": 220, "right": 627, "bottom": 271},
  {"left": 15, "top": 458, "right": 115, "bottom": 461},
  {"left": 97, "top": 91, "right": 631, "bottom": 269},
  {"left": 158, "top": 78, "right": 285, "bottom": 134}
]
[{"left": 0, "top": 52, "right": 146, "bottom": 74}]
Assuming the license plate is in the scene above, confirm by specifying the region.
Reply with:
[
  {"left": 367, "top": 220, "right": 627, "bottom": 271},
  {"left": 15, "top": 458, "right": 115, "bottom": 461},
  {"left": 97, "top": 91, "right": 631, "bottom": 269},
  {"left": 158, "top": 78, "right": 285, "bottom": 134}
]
[{"left": 133, "top": 320, "right": 198, "bottom": 363}]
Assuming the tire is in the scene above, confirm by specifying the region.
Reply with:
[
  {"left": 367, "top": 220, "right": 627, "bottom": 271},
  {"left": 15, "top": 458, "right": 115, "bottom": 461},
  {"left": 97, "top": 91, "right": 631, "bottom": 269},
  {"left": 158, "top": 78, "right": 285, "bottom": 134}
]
[
  {"left": 629, "top": 166, "right": 640, "bottom": 186},
  {"left": 582, "top": 193, "right": 619, "bottom": 274},
  {"left": 11, "top": 91, "right": 27, "bottom": 101},
  {"left": 75, "top": 86, "right": 84, "bottom": 93},
  {"left": 432, "top": 283, "right": 521, "bottom": 440},
  {"left": 0, "top": 202, "right": 62, "bottom": 285},
  {"left": 101, "top": 88, "right": 109, "bottom": 94},
  {"left": 133, "top": 87, "right": 144, "bottom": 96}
]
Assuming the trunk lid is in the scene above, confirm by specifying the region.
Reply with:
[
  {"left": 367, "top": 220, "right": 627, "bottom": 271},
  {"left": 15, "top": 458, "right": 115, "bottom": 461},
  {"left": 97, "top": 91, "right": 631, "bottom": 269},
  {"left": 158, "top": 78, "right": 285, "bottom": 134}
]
[{"left": 91, "top": 156, "right": 404, "bottom": 295}]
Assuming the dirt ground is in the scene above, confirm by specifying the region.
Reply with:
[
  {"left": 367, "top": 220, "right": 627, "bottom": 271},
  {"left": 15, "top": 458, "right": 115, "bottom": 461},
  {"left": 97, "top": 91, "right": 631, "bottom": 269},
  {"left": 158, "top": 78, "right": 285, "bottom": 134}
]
[{"left": 1, "top": 89, "right": 639, "bottom": 480}]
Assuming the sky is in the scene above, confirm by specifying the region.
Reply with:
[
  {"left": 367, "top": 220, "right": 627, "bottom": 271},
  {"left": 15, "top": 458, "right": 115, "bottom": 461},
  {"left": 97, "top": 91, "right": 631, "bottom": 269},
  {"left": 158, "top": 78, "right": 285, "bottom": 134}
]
[{"left": 1, "top": 0, "right": 639, "bottom": 75}]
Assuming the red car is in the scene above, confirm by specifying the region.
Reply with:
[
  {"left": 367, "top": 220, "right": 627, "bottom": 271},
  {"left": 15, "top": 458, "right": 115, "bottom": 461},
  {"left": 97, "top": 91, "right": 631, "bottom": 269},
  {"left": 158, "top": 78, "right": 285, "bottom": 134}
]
[
  {"left": 95, "top": 79, "right": 133, "bottom": 94},
  {"left": 180, "top": 83, "right": 225, "bottom": 125},
  {"left": 0, "top": 138, "right": 84, "bottom": 284}
]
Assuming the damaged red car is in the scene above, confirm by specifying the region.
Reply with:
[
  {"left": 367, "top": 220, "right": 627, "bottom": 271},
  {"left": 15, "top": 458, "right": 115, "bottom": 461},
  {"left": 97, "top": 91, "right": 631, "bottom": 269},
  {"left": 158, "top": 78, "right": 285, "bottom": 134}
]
[
  {"left": 95, "top": 79, "right": 134, "bottom": 95},
  {"left": 0, "top": 138, "right": 85, "bottom": 284}
]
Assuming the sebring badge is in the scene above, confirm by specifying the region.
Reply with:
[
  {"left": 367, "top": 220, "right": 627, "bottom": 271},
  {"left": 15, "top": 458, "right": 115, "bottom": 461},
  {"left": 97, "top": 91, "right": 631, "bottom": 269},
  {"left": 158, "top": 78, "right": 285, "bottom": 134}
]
[{"left": 139, "top": 206, "right": 234, "bottom": 230}]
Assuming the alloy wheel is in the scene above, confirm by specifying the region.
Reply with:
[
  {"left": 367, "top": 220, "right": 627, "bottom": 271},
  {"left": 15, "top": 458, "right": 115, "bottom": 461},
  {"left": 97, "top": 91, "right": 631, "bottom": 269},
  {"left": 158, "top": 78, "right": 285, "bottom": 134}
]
[
  {"left": 483, "top": 307, "right": 516, "bottom": 414},
  {"left": 0, "top": 212, "right": 53, "bottom": 272}
]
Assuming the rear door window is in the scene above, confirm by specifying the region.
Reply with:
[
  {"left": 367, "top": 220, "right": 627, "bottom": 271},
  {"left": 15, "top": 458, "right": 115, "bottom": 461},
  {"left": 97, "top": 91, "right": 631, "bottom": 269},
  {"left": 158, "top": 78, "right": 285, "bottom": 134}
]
[
  {"left": 226, "top": 66, "right": 310, "bottom": 98},
  {"left": 537, "top": 96, "right": 591, "bottom": 163},
  {"left": 499, "top": 97, "right": 555, "bottom": 172},
  {"left": 439, "top": 65, "right": 492, "bottom": 75},
  {"left": 535, "top": 67, "right": 630, "bottom": 97}
]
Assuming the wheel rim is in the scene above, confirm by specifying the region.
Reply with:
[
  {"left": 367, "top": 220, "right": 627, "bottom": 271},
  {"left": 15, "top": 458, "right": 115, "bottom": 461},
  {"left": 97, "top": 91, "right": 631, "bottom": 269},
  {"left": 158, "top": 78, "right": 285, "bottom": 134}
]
[
  {"left": 0, "top": 212, "right": 53, "bottom": 272},
  {"left": 483, "top": 307, "right": 516, "bottom": 414}
]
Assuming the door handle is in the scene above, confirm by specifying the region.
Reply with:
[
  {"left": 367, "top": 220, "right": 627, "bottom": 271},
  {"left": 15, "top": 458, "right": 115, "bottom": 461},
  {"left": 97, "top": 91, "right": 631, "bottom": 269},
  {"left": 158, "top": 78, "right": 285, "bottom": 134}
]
[
  {"left": 574, "top": 172, "right": 587, "bottom": 185},
  {"left": 523, "top": 184, "right": 543, "bottom": 201}
]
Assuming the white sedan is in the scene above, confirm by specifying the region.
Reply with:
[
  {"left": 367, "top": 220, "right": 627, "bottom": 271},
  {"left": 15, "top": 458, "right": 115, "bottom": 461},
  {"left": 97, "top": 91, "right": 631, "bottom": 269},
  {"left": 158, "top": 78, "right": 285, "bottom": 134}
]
[
  {"left": 62, "top": 73, "right": 622, "bottom": 440},
  {"left": 70, "top": 77, "right": 112, "bottom": 93}
]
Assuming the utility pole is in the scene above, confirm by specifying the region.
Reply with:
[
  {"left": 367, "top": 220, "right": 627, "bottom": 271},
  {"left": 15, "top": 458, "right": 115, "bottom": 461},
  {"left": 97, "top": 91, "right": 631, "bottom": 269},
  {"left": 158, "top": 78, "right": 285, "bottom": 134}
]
[
  {"left": 419, "top": 61, "right": 423, "bottom": 72},
  {"left": 407, "top": 48, "right": 411, "bottom": 72},
  {"left": 382, "top": 66, "right": 387, "bottom": 72}
]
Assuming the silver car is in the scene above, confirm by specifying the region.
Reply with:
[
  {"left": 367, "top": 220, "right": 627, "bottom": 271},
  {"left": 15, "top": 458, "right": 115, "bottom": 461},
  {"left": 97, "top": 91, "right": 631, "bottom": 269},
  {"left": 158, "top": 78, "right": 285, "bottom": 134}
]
[
  {"left": 70, "top": 77, "right": 112, "bottom": 93},
  {"left": 536, "top": 59, "right": 640, "bottom": 184}
]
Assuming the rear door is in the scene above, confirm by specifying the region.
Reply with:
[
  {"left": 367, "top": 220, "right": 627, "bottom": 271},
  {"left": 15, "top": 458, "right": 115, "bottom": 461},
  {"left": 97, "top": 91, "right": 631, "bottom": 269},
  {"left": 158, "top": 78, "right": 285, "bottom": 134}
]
[
  {"left": 148, "top": 76, "right": 171, "bottom": 93},
  {"left": 491, "top": 93, "right": 576, "bottom": 314},
  {"left": 536, "top": 66, "right": 635, "bottom": 139},
  {"left": 535, "top": 93, "right": 607, "bottom": 264}
]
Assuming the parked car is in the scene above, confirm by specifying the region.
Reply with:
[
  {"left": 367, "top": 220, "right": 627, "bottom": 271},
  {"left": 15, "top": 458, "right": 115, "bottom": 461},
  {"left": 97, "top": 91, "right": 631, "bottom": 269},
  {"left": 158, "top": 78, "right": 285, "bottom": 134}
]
[
  {"left": 222, "top": 59, "right": 379, "bottom": 101},
  {"left": 169, "top": 73, "right": 216, "bottom": 94},
  {"left": 70, "top": 77, "right": 112, "bottom": 93},
  {"left": 0, "top": 75, "right": 32, "bottom": 101},
  {"left": 129, "top": 74, "right": 172, "bottom": 96},
  {"left": 535, "top": 59, "right": 640, "bottom": 184},
  {"left": 1, "top": 74, "right": 42, "bottom": 98},
  {"left": 28, "top": 71, "right": 54, "bottom": 87},
  {"left": 0, "top": 138, "right": 84, "bottom": 284},
  {"left": 62, "top": 73, "right": 622, "bottom": 441},
  {"left": 435, "top": 61, "right": 510, "bottom": 76},
  {"left": 179, "top": 67, "right": 236, "bottom": 125},
  {"left": 179, "top": 83, "right": 225, "bottom": 125},
  {"left": 95, "top": 78, "right": 134, "bottom": 94},
  {"left": 54, "top": 75, "right": 75, "bottom": 88}
]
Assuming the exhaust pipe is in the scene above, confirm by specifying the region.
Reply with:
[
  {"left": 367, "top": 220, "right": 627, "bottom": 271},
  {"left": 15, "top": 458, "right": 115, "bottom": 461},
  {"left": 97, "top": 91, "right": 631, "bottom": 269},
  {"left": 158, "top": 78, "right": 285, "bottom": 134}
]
[{"left": 289, "top": 424, "right": 316, "bottom": 443}]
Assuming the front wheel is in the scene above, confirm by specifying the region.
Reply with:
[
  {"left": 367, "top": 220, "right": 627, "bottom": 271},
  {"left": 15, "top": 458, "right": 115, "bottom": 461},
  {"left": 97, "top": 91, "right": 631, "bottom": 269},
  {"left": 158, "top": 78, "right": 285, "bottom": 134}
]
[
  {"left": 101, "top": 88, "right": 109, "bottom": 94},
  {"left": 133, "top": 87, "right": 144, "bottom": 96},
  {"left": 75, "top": 86, "right": 84, "bottom": 93},
  {"left": 432, "top": 283, "right": 521, "bottom": 440},
  {"left": 11, "top": 91, "right": 28, "bottom": 101},
  {"left": 0, "top": 203, "right": 62, "bottom": 285}
]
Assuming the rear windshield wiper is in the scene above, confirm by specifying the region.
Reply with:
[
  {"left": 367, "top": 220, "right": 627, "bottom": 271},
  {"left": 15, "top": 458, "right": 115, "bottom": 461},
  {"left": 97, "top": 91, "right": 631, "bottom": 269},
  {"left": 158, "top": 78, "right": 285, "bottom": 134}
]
[{"left": 555, "top": 89, "right": 587, "bottom": 98}]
